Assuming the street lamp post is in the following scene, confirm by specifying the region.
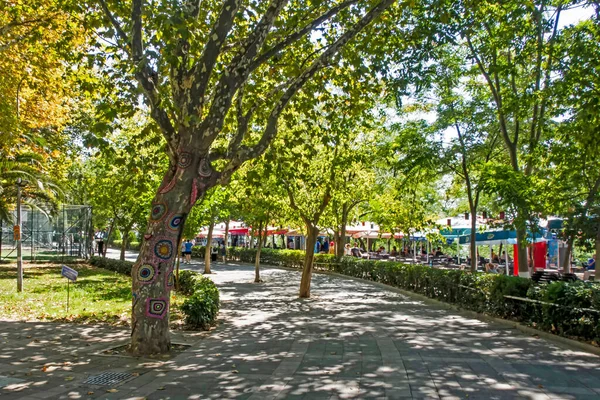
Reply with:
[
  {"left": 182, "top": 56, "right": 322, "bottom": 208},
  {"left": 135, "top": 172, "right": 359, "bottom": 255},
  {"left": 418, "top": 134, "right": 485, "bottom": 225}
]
[{"left": 16, "top": 177, "right": 23, "bottom": 292}]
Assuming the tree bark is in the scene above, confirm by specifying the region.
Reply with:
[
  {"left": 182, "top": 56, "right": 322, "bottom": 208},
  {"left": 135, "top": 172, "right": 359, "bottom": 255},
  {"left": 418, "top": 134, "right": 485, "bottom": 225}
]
[
  {"left": 131, "top": 162, "right": 201, "bottom": 356},
  {"left": 595, "top": 218, "right": 600, "bottom": 272},
  {"left": 516, "top": 226, "right": 529, "bottom": 277},
  {"left": 299, "top": 224, "right": 319, "bottom": 298},
  {"left": 104, "top": 220, "right": 114, "bottom": 257},
  {"left": 204, "top": 217, "right": 215, "bottom": 274},
  {"left": 469, "top": 210, "right": 477, "bottom": 272},
  {"left": 336, "top": 203, "right": 348, "bottom": 261},
  {"left": 223, "top": 220, "right": 230, "bottom": 261},
  {"left": 561, "top": 237, "right": 573, "bottom": 274},
  {"left": 120, "top": 227, "right": 130, "bottom": 261},
  {"left": 255, "top": 220, "right": 264, "bottom": 283}
]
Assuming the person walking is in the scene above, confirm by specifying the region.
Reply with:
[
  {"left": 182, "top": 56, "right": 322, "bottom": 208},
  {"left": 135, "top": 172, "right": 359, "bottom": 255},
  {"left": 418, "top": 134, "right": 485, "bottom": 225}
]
[
  {"left": 183, "top": 239, "right": 193, "bottom": 263},
  {"left": 95, "top": 229, "right": 106, "bottom": 257}
]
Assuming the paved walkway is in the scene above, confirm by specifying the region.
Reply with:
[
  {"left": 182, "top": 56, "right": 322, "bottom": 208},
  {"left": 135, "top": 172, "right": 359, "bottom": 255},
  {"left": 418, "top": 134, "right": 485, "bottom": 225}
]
[{"left": 2, "top": 262, "right": 600, "bottom": 399}]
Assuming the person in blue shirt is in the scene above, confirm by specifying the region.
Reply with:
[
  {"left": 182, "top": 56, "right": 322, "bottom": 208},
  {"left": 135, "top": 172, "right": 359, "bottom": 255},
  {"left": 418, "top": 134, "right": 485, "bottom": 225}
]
[
  {"left": 588, "top": 255, "right": 596, "bottom": 270},
  {"left": 322, "top": 239, "right": 329, "bottom": 254},
  {"left": 183, "top": 239, "right": 194, "bottom": 264},
  {"left": 315, "top": 239, "right": 321, "bottom": 254}
]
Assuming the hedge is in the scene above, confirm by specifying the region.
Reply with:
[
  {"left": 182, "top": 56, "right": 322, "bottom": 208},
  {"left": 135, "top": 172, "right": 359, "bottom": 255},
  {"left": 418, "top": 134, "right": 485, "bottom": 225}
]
[
  {"left": 89, "top": 256, "right": 134, "bottom": 275},
  {"left": 221, "top": 248, "right": 600, "bottom": 343},
  {"left": 89, "top": 257, "right": 220, "bottom": 330},
  {"left": 111, "top": 240, "right": 141, "bottom": 251}
]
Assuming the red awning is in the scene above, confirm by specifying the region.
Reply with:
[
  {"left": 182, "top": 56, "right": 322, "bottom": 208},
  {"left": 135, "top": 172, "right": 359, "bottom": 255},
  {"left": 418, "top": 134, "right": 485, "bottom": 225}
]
[
  {"left": 229, "top": 228, "right": 249, "bottom": 235},
  {"left": 266, "top": 229, "right": 288, "bottom": 235}
]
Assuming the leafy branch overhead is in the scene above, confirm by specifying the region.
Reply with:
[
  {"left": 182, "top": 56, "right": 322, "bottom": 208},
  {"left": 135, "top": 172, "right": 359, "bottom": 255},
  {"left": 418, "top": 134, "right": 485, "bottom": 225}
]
[{"left": 95, "top": 0, "right": 397, "bottom": 178}]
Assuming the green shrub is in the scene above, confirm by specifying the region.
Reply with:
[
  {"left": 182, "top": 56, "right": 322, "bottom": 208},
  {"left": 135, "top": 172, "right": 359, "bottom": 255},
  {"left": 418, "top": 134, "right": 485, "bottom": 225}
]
[
  {"left": 110, "top": 240, "right": 141, "bottom": 251},
  {"left": 227, "top": 247, "right": 600, "bottom": 342},
  {"left": 89, "top": 256, "right": 134, "bottom": 275},
  {"left": 191, "top": 246, "right": 206, "bottom": 258},
  {"left": 177, "top": 270, "right": 199, "bottom": 295},
  {"left": 181, "top": 273, "right": 220, "bottom": 330}
]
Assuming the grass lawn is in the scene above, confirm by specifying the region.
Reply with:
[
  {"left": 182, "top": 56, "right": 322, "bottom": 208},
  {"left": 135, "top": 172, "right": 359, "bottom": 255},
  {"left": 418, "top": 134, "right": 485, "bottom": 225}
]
[{"left": 0, "top": 263, "right": 186, "bottom": 326}]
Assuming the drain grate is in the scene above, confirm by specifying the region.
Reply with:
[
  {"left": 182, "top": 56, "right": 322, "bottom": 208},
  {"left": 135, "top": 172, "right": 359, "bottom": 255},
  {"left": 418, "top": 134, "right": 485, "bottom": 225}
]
[{"left": 84, "top": 372, "right": 133, "bottom": 386}]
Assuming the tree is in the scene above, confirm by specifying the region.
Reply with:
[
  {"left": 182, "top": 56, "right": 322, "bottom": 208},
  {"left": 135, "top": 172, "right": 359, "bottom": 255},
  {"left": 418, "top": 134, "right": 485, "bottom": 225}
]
[
  {"left": 80, "top": 115, "right": 165, "bottom": 259},
  {"left": 542, "top": 16, "right": 600, "bottom": 269},
  {"left": 369, "top": 119, "right": 443, "bottom": 239},
  {"left": 91, "top": 0, "right": 397, "bottom": 354},
  {"left": 433, "top": 46, "right": 503, "bottom": 271},
  {"left": 270, "top": 90, "right": 377, "bottom": 297},
  {"left": 229, "top": 159, "right": 286, "bottom": 282},
  {"left": 458, "top": 0, "right": 569, "bottom": 276}
]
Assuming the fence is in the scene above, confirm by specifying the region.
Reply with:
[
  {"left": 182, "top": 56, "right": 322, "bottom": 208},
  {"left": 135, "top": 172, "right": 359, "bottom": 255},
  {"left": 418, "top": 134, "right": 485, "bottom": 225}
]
[{"left": 0, "top": 205, "right": 93, "bottom": 262}]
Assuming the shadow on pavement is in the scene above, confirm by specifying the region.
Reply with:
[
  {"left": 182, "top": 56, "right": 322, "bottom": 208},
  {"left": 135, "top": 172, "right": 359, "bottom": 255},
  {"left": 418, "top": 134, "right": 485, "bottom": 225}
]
[{"left": 1, "top": 263, "right": 600, "bottom": 399}]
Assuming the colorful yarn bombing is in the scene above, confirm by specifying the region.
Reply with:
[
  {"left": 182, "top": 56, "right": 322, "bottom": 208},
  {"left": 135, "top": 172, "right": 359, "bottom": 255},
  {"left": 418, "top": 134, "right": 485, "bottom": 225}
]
[
  {"left": 144, "top": 233, "right": 153, "bottom": 241},
  {"left": 167, "top": 214, "right": 183, "bottom": 231},
  {"left": 166, "top": 269, "right": 175, "bottom": 290},
  {"left": 177, "top": 152, "right": 193, "bottom": 169},
  {"left": 154, "top": 239, "right": 174, "bottom": 260},
  {"left": 146, "top": 298, "right": 168, "bottom": 319},
  {"left": 137, "top": 263, "right": 156, "bottom": 284},
  {"left": 198, "top": 158, "right": 212, "bottom": 177},
  {"left": 190, "top": 178, "right": 198, "bottom": 206},
  {"left": 150, "top": 203, "right": 167, "bottom": 222},
  {"left": 159, "top": 177, "right": 177, "bottom": 194}
]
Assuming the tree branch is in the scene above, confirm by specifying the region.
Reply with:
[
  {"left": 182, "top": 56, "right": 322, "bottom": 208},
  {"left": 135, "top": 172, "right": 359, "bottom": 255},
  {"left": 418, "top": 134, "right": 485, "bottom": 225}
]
[
  {"left": 98, "top": 0, "right": 129, "bottom": 47},
  {"left": 218, "top": 0, "right": 395, "bottom": 181},
  {"left": 185, "top": 0, "right": 242, "bottom": 118},
  {"left": 195, "top": 0, "right": 291, "bottom": 148},
  {"left": 248, "top": 0, "right": 359, "bottom": 72}
]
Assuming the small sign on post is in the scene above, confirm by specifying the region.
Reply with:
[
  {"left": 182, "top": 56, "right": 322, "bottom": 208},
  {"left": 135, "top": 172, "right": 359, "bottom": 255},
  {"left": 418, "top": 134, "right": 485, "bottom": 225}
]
[
  {"left": 13, "top": 225, "right": 20, "bottom": 241},
  {"left": 61, "top": 265, "right": 78, "bottom": 313}
]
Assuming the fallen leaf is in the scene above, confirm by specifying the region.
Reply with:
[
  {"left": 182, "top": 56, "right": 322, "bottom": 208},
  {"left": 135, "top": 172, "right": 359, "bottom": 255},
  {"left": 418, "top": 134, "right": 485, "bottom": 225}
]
[
  {"left": 330, "top": 352, "right": 337, "bottom": 355},
  {"left": 41, "top": 366, "right": 48, "bottom": 372},
  {"left": 538, "top": 384, "right": 544, "bottom": 388},
  {"left": 157, "top": 386, "right": 165, "bottom": 390},
  {"left": 132, "top": 372, "right": 140, "bottom": 376},
  {"left": 106, "top": 388, "right": 118, "bottom": 393},
  {"left": 65, "top": 376, "right": 74, "bottom": 381},
  {"left": 232, "top": 370, "right": 239, "bottom": 374},
  {"left": 26, "top": 335, "right": 32, "bottom": 339},
  {"left": 87, "top": 392, "right": 94, "bottom": 395}
]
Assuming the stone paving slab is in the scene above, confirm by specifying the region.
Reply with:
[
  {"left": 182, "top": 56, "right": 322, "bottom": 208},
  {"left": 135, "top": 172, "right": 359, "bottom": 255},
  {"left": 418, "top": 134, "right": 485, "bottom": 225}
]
[{"left": 2, "top": 262, "right": 600, "bottom": 399}]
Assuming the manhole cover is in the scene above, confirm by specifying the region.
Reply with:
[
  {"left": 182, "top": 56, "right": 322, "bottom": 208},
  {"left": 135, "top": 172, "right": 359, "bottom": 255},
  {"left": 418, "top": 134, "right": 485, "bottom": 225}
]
[
  {"left": 84, "top": 372, "right": 133, "bottom": 386},
  {"left": 0, "top": 375, "right": 25, "bottom": 389}
]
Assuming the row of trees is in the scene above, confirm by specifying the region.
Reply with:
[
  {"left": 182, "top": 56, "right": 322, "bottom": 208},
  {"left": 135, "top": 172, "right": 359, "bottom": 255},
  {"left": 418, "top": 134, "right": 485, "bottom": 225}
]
[{"left": 2, "top": 0, "right": 598, "bottom": 355}]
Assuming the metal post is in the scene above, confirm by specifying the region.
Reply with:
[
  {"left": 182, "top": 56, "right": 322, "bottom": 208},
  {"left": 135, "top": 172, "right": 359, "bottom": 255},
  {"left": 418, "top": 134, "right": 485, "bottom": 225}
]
[
  {"left": 31, "top": 207, "right": 34, "bottom": 261},
  {"left": 16, "top": 179, "right": 23, "bottom": 292},
  {"left": 67, "top": 279, "right": 70, "bottom": 313}
]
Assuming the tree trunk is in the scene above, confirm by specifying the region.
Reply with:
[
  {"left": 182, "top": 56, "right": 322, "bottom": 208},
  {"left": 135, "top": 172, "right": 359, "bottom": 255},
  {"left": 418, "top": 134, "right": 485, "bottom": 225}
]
[
  {"left": 120, "top": 227, "right": 129, "bottom": 261},
  {"left": 204, "top": 218, "right": 215, "bottom": 274},
  {"left": 223, "top": 220, "right": 230, "bottom": 261},
  {"left": 299, "top": 225, "right": 319, "bottom": 298},
  {"left": 469, "top": 210, "right": 477, "bottom": 272},
  {"left": 561, "top": 237, "right": 573, "bottom": 273},
  {"left": 516, "top": 226, "right": 529, "bottom": 277},
  {"left": 596, "top": 218, "right": 600, "bottom": 272},
  {"left": 255, "top": 221, "right": 264, "bottom": 283},
  {"left": 336, "top": 203, "right": 348, "bottom": 261},
  {"left": 131, "top": 160, "right": 204, "bottom": 356},
  {"left": 104, "top": 220, "right": 115, "bottom": 257}
]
